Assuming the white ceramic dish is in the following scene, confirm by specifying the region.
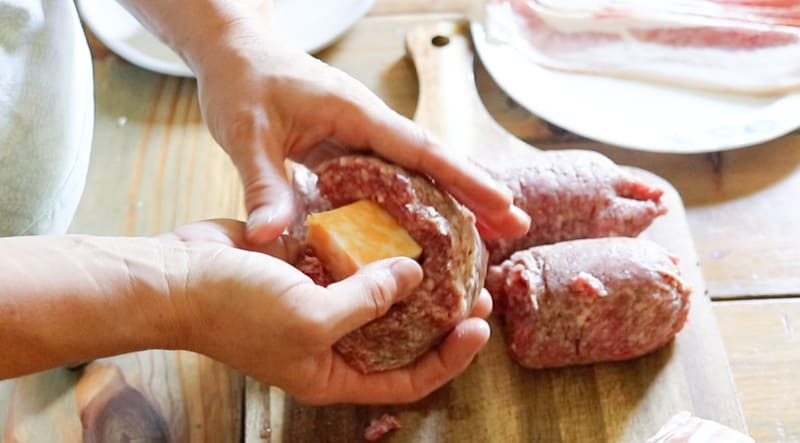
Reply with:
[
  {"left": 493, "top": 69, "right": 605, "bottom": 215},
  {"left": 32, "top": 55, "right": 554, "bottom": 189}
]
[
  {"left": 77, "top": 0, "right": 376, "bottom": 78},
  {"left": 471, "top": 22, "right": 800, "bottom": 153}
]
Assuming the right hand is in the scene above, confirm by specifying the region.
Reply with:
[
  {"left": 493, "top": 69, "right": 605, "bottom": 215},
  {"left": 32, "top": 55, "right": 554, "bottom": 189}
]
[
  {"left": 187, "top": 16, "right": 530, "bottom": 245},
  {"left": 162, "top": 219, "right": 492, "bottom": 405}
]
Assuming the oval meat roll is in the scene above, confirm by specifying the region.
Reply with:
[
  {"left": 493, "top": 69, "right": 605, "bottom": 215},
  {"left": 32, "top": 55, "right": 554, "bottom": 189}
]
[
  {"left": 485, "top": 237, "right": 691, "bottom": 369},
  {"left": 476, "top": 149, "right": 667, "bottom": 264},
  {"left": 292, "top": 155, "right": 488, "bottom": 373}
]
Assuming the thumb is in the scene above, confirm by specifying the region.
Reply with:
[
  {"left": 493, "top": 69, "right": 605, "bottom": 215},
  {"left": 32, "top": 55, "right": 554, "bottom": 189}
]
[
  {"left": 323, "top": 257, "right": 423, "bottom": 339},
  {"left": 241, "top": 160, "right": 296, "bottom": 244}
]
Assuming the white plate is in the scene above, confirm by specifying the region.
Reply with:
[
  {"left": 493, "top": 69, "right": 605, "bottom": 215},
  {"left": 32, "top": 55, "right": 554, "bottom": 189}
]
[
  {"left": 77, "top": 0, "right": 376, "bottom": 78},
  {"left": 471, "top": 22, "right": 800, "bottom": 153}
]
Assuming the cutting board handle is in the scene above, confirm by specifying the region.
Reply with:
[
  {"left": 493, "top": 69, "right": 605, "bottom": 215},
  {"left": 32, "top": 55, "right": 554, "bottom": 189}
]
[{"left": 407, "top": 21, "right": 533, "bottom": 157}]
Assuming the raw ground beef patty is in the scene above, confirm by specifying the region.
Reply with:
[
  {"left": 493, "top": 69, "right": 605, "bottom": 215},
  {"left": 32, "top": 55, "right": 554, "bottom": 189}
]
[
  {"left": 485, "top": 237, "right": 691, "bottom": 368},
  {"left": 292, "top": 155, "right": 488, "bottom": 373},
  {"left": 475, "top": 149, "right": 667, "bottom": 264}
]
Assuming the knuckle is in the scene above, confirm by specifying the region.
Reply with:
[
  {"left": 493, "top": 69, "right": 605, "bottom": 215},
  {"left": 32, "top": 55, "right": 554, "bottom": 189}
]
[
  {"left": 227, "top": 112, "right": 256, "bottom": 143},
  {"left": 241, "top": 177, "right": 287, "bottom": 212},
  {"left": 224, "top": 108, "right": 268, "bottom": 147},
  {"left": 363, "top": 274, "right": 395, "bottom": 319}
]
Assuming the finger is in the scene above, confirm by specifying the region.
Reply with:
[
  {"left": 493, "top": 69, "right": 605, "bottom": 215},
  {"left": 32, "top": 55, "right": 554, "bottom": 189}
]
[
  {"left": 302, "top": 318, "right": 490, "bottom": 405},
  {"left": 475, "top": 218, "right": 501, "bottom": 241},
  {"left": 259, "top": 235, "right": 302, "bottom": 263},
  {"left": 290, "top": 138, "right": 349, "bottom": 169},
  {"left": 164, "top": 219, "right": 300, "bottom": 262},
  {"left": 329, "top": 103, "right": 530, "bottom": 239},
  {"left": 239, "top": 158, "right": 296, "bottom": 245},
  {"left": 470, "top": 290, "right": 493, "bottom": 320},
  {"left": 166, "top": 219, "right": 246, "bottom": 247},
  {"left": 475, "top": 203, "right": 531, "bottom": 241},
  {"left": 323, "top": 257, "right": 423, "bottom": 339}
]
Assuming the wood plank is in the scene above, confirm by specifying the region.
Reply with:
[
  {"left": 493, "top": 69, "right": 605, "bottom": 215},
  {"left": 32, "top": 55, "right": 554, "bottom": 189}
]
[
  {"left": 714, "top": 299, "right": 800, "bottom": 443},
  {"left": 2, "top": 353, "right": 242, "bottom": 442},
  {"left": 244, "top": 20, "right": 746, "bottom": 443}
]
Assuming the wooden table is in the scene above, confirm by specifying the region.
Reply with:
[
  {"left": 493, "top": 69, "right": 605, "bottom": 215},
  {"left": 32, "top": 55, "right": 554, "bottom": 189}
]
[{"left": 2, "top": 2, "right": 798, "bottom": 442}]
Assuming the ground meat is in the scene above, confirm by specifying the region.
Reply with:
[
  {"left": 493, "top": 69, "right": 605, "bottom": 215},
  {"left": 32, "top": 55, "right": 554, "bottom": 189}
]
[
  {"left": 474, "top": 149, "right": 667, "bottom": 264},
  {"left": 485, "top": 237, "right": 691, "bottom": 368},
  {"left": 364, "top": 414, "right": 401, "bottom": 441},
  {"left": 293, "top": 155, "right": 487, "bottom": 373},
  {"left": 294, "top": 248, "right": 334, "bottom": 287}
]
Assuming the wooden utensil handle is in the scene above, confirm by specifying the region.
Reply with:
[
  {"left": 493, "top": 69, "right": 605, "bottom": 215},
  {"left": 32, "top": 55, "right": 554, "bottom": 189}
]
[{"left": 407, "top": 21, "right": 533, "bottom": 157}]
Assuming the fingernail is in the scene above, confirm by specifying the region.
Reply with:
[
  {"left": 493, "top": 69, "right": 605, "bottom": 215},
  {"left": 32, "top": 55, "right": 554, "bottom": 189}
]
[
  {"left": 498, "top": 205, "right": 531, "bottom": 239},
  {"left": 474, "top": 166, "right": 513, "bottom": 202},
  {"left": 246, "top": 207, "right": 268, "bottom": 231},
  {"left": 389, "top": 257, "right": 423, "bottom": 297},
  {"left": 247, "top": 199, "right": 291, "bottom": 231},
  {"left": 510, "top": 205, "right": 531, "bottom": 228},
  {"left": 476, "top": 319, "right": 491, "bottom": 338},
  {"left": 496, "top": 183, "right": 514, "bottom": 203}
]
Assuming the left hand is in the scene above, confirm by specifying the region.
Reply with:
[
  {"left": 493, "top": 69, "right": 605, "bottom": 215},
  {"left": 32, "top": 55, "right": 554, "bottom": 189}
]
[
  {"left": 188, "top": 17, "right": 530, "bottom": 244},
  {"left": 162, "top": 219, "right": 493, "bottom": 405}
]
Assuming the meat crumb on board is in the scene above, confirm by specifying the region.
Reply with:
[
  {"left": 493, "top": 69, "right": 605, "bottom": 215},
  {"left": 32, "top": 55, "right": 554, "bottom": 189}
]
[{"left": 364, "top": 414, "right": 401, "bottom": 441}]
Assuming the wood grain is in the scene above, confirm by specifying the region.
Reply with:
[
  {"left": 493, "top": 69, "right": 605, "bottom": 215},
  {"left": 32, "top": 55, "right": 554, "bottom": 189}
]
[
  {"left": 714, "top": 300, "right": 800, "bottom": 443},
  {"left": 72, "top": 55, "right": 245, "bottom": 236},
  {"left": 2, "top": 352, "right": 243, "bottom": 443},
  {"left": 243, "top": 20, "right": 746, "bottom": 443}
]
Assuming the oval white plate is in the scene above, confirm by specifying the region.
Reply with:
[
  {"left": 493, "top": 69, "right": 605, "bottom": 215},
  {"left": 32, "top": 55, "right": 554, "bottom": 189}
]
[
  {"left": 471, "top": 22, "right": 800, "bottom": 153},
  {"left": 77, "top": 0, "right": 376, "bottom": 78}
]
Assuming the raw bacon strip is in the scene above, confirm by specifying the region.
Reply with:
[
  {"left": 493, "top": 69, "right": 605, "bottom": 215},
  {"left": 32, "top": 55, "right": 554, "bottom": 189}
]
[
  {"left": 486, "top": 0, "right": 800, "bottom": 94},
  {"left": 485, "top": 237, "right": 691, "bottom": 369},
  {"left": 709, "top": 0, "right": 800, "bottom": 26},
  {"left": 589, "top": 0, "right": 800, "bottom": 26},
  {"left": 475, "top": 149, "right": 666, "bottom": 264}
]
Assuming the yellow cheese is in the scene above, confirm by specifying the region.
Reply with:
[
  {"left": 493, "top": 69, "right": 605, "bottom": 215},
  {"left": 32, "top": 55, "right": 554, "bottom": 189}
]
[{"left": 305, "top": 199, "right": 423, "bottom": 281}]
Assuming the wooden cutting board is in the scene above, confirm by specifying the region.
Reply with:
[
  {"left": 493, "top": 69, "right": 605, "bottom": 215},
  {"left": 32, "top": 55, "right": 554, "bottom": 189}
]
[{"left": 244, "top": 21, "right": 748, "bottom": 442}]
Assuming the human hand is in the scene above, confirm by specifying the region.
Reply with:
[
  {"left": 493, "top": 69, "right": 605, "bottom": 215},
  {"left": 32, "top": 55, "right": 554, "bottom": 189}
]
[
  {"left": 187, "top": 18, "right": 530, "bottom": 244},
  {"left": 162, "top": 220, "right": 492, "bottom": 404}
]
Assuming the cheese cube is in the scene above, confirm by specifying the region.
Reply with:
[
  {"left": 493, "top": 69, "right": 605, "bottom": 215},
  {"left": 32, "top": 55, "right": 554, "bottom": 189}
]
[{"left": 305, "top": 199, "right": 423, "bottom": 281}]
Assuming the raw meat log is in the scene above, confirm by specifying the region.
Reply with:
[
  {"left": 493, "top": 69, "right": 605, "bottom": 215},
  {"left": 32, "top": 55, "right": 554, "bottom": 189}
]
[
  {"left": 486, "top": 0, "right": 800, "bottom": 94},
  {"left": 293, "top": 156, "right": 488, "bottom": 373},
  {"left": 485, "top": 237, "right": 691, "bottom": 368},
  {"left": 476, "top": 149, "right": 666, "bottom": 264}
]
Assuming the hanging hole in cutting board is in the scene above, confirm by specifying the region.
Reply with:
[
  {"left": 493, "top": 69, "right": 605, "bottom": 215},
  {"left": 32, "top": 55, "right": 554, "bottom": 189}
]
[{"left": 431, "top": 35, "right": 450, "bottom": 47}]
